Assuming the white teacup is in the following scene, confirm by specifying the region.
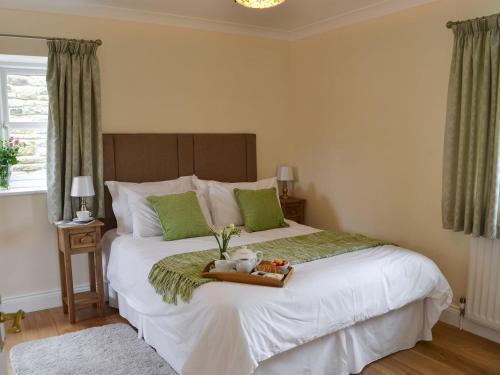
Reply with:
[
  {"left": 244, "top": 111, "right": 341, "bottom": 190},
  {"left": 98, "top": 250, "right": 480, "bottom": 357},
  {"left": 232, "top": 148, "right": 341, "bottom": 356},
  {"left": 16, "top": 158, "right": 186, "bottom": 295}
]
[
  {"left": 214, "top": 260, "right": 235, "bottom": 272},
  {"left": 76, "top": 210, "right": 91, "bottom": 221},
  {"left": 235, "top": 259, "right": 254, "bottom": 273}
]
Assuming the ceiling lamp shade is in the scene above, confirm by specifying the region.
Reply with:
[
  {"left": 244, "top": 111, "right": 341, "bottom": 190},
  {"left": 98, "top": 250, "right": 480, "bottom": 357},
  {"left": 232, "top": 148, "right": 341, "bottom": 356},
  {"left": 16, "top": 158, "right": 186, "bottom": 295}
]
[{"left": 235, "top": 0, "right": 286, "bottom": 9}]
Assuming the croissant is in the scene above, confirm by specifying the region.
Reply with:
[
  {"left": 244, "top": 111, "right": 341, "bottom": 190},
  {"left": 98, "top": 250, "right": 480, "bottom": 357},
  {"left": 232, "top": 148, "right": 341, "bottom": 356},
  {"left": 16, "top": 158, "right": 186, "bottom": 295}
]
[{"left": 256, "top": 261, "right": 277, "bottom": 273}]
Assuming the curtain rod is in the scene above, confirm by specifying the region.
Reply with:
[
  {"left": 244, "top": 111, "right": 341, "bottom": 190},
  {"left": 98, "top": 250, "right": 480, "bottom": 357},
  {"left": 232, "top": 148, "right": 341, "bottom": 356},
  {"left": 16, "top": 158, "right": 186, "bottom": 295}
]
[
  {"left": 0, "top": 33, "right": 102, "bottom": 45},
  {"left": 446, "top": 14, "right": 499, "bottom": 29}
]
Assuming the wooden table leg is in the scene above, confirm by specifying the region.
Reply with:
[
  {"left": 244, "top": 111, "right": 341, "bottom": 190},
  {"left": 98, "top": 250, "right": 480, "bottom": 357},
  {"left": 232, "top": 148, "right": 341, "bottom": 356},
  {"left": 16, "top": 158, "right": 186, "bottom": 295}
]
[
  {"left": 64, "top": 252, "right": 75, "bottom": 323},
  {"left": 88, "top": 252, "right": 97, "bottom": 308},
  {"left": 88, "top": 252, "right": 96, "bottom": 292},
  {"left": 58, "top": 250, "right": 68, "bottom": 314},
  {"left": 94, "top": 247, "right": 106, "bottom": 317}
]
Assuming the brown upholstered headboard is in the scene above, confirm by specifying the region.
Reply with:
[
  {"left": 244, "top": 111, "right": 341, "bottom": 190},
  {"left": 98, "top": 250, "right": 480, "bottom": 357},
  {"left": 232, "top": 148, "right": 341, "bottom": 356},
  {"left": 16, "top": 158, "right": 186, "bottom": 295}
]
[{"left": 102, "top": 133, "right": 257, "bottom": 232}]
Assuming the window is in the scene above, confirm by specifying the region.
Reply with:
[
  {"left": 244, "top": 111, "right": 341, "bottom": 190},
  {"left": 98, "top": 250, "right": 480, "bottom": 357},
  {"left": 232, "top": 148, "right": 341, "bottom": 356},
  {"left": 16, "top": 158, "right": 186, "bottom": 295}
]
[{"left": 0, "top": 55, "right": 48, "bottom": 192}]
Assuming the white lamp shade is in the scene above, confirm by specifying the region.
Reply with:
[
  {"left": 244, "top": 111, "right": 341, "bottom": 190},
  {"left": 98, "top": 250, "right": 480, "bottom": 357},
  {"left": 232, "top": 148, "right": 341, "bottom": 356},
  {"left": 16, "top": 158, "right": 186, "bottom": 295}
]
[
  {"left": 71, "top": 176, "right": 95, "bottom": 197},
  {"left": 277, "top": 166, "right": 294, "bottom": 181}
]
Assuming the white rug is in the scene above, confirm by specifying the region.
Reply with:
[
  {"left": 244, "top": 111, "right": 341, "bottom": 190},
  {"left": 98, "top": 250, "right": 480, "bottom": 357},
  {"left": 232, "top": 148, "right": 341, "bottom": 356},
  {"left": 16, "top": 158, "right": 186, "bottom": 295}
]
[{"left": 10, "top": 323, "right": 178, "bottom": 375}]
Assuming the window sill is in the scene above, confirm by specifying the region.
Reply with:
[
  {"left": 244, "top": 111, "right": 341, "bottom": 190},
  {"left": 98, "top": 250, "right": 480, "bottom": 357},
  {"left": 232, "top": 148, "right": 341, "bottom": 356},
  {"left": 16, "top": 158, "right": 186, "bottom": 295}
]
[{"left": 0, "top": 187, "right": 47, "bottom": 197}]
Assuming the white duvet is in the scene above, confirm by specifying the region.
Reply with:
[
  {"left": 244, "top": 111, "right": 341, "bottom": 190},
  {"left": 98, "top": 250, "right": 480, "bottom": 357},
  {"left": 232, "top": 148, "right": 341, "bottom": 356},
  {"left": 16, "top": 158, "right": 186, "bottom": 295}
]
[{"left": 106, "top": 221, "right": 452, "bottom": 375}]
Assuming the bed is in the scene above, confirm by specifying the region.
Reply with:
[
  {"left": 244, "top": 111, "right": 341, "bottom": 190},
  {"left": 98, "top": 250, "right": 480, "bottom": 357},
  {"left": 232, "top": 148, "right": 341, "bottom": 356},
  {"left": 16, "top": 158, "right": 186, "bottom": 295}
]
[{"left": 101, "top": 133, "right": 452, "bottom": 375}]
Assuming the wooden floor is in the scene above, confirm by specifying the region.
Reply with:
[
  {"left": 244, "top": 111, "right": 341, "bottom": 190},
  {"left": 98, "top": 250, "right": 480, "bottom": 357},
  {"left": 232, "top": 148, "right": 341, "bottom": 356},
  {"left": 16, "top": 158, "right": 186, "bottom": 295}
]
[{"left": 5, "top": 306, "right": 500, "bottom": 374}]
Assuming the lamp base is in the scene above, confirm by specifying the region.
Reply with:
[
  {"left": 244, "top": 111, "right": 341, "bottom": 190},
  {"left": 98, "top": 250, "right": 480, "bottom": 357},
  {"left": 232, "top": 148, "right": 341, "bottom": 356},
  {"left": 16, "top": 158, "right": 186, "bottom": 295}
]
[
  {"left": 281, "top": 181, "right": 289, "bottom": 200},
  {"left": 79, "top": 197, "right": 89, "bottom": 212}
]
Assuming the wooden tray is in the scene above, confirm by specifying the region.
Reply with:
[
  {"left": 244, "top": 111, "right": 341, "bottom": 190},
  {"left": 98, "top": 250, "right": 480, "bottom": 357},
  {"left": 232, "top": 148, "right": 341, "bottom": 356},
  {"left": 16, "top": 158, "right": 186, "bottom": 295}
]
[{"left": 201, "top": 261, "right": 294, "bottom": 287}]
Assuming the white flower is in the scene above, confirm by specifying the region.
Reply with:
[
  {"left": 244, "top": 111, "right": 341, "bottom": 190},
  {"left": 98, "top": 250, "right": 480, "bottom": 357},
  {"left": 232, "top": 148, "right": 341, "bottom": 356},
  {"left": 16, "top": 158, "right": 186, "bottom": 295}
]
[{"left": 228, "top": 224, "right": 235, "bottom": 229}]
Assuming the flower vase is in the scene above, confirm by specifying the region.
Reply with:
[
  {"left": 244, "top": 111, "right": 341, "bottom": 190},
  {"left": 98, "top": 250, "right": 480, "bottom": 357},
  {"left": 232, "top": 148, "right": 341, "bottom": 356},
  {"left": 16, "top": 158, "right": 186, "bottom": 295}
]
[{"left": 0, "top": 165, "right": 11, "bottom": 190}]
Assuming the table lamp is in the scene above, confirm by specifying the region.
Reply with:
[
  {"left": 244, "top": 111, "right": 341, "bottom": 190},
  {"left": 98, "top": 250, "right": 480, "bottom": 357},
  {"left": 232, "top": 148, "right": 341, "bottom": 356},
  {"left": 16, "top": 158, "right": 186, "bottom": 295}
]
[
  {"left": 277, "top": 165, "right": 294, "bottom": 200},
  {"left": 70, "top": 176, "right": 95, "bottom": 212}
]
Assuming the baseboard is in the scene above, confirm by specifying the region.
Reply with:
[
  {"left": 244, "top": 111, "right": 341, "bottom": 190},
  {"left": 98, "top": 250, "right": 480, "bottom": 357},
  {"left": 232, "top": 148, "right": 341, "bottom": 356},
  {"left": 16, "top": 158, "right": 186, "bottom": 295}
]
[
  {"left": 439, "top": 304, "right": 461, "bottom": 326},
  {"left": 440, "top": 304, "right": 500, "bottom": 344},
  {"left": 1, "top": 284, "right": 90, "bottom": 313}
]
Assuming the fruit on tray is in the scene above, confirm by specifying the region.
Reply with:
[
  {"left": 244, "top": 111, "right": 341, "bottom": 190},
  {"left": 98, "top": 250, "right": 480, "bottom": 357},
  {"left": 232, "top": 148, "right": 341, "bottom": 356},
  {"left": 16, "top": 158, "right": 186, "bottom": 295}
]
[
  {"left": 272, "top": 258, "right": 289, "bottom": 273},
  {"left": 272, "top": 258, "right": 288, "bottom": 267}
]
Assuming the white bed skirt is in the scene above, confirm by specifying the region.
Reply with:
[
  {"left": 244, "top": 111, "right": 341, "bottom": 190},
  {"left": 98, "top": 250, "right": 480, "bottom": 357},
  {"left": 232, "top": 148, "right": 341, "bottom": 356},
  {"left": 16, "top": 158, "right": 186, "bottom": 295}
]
[{"left": 111, "top": 287, "right": 432, "bottom": 375}]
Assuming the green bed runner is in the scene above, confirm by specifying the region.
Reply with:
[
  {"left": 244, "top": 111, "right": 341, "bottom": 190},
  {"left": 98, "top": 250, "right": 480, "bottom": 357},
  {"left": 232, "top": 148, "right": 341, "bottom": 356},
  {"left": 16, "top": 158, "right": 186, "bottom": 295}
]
[{"left": 148, "top": 230, "right": 391, "bottom": 304}]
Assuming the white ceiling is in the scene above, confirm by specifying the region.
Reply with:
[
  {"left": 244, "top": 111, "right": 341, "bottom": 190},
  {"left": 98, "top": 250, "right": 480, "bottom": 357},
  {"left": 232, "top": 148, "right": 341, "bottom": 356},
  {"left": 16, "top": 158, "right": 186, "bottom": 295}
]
[{"left": 0, "top": 0, "right": 435, "bottom": 40}]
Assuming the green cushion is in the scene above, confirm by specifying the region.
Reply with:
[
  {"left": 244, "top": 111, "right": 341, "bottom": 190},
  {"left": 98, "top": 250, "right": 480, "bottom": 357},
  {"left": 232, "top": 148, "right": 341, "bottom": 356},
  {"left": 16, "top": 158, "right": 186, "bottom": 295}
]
[
  {"left": 147, "top": 191, "right": 211, "bottom": 241},
  {"left": 234, "top": 187, "right": 289, "bottom": 232}
]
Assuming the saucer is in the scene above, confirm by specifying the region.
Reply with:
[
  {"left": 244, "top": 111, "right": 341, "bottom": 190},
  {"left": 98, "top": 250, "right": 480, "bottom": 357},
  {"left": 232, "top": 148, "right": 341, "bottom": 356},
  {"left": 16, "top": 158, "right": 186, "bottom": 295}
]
[{"left": 72, "top": 217, "right": 94, "bottom": 224}]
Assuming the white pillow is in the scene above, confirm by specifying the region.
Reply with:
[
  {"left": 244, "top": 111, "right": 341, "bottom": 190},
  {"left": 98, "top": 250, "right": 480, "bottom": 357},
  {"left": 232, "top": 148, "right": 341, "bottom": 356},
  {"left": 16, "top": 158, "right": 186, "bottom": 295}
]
[
  {"left": 105, "top": 176, "right": 194, "bottom": 235},
  {"left": 130, "top": 190, "right": 213, "bottom": 239},
  {"left": 193, "top": 176, "right": 279, "bottom": 227}
]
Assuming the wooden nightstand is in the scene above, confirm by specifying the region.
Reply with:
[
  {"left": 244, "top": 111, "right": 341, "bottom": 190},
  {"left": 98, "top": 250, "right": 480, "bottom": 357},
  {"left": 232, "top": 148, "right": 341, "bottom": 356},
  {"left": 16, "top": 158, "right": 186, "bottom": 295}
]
[
  {"left": 280, "top": 197, "right": 306, "bottom": 224},
  {"left": 57, "top": 220, "right": 105, "bottom": 323}
]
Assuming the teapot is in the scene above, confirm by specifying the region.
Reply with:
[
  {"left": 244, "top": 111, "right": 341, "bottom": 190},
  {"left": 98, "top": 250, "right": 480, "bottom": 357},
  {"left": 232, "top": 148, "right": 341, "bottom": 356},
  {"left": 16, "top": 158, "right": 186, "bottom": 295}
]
[{"left": 223, "top": 245, "right": 263, "bottom": 269}]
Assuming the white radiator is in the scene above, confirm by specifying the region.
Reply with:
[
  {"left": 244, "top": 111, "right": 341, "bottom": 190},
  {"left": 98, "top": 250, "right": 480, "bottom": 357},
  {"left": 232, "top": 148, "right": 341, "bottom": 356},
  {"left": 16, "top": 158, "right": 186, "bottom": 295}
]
[{"left": 467, "top": 237, "right": 500, "bottom": 331}]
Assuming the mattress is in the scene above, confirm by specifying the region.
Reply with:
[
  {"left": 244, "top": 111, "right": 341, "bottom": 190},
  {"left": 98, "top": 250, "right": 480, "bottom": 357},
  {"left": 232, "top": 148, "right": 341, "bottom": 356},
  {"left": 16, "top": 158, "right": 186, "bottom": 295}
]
[{"left": 103, "top": 221, "right": 452, "bottom": 375}]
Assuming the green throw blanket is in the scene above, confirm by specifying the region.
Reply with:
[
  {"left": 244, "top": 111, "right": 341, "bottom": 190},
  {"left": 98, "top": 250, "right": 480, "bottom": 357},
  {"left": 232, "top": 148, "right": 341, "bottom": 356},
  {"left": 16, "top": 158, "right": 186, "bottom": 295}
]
[{"left": 148, "top": 231, "right": 391, "bottom": 304}]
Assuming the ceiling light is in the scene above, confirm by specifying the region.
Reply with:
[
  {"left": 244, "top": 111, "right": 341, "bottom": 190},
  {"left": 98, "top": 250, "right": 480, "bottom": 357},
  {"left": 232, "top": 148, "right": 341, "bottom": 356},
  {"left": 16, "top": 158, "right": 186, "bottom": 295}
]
[{"left": 234, "top": 0, "right": 286, "bottom": 9}]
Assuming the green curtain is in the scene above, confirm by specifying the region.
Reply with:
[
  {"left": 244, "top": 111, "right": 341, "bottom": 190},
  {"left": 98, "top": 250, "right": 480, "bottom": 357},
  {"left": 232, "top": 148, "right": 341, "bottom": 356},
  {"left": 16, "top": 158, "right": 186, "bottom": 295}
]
[
  {"left": 46, "top": 40, "right": 104, "bottom": 223},
  {"left": 443, "top": 14, "right": 500, "bottom": 238}
]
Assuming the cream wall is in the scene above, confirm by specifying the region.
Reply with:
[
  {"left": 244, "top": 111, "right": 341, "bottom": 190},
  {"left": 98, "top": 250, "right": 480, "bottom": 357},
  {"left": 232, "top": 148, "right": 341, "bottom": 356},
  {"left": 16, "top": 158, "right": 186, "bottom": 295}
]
[
  {"left": 0, "top": 9, "right": 292, "bottom": 300},
  {"left": 289, "top": 0, "right": 500, "bottom": 305},
  {"left": 1, "top": 0, "right": 499, "bottom": 307}
]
